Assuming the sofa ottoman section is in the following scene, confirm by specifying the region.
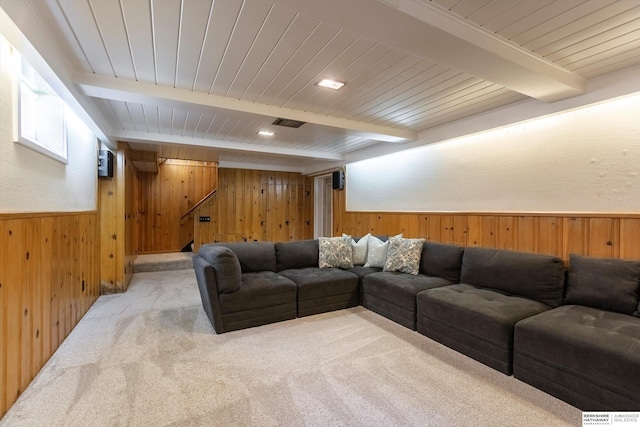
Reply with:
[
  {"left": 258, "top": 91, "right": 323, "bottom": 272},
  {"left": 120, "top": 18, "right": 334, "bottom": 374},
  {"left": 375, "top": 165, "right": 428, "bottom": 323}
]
[
  {"left": 514, "top": 306, "right": 640, "bottom": 410},
  {"left": 513, "top": 254, "right": 640, "bottom": 410},
  {"left": 417, "top": 247, "right": 565, "bottom": 374}
]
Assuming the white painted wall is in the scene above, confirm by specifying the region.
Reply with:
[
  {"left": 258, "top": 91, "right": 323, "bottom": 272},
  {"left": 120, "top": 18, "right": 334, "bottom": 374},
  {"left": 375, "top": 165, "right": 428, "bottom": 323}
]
[
  {"left": 347, "top": 93, "right": 640, "bottom": 213},
  {"left": 0, "top": 36, "right": 97, "bottom": 213}
]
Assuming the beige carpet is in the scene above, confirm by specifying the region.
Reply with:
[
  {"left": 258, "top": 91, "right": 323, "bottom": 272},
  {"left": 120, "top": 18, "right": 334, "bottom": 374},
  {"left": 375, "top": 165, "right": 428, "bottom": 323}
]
[{"left": 0, "top": 269, "right": 581, "bottom": 426}]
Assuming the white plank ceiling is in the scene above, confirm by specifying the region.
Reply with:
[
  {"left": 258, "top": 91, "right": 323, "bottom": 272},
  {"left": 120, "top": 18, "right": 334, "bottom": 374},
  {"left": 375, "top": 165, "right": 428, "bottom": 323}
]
[{"left": 4, "top": 0, "right": 640, "bottom": 172}]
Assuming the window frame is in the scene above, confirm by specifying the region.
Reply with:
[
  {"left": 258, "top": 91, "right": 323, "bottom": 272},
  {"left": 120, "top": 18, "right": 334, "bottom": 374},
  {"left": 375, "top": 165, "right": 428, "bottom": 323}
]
[{"left": 13, "top": 49, "right": 68, "bottom": 164}]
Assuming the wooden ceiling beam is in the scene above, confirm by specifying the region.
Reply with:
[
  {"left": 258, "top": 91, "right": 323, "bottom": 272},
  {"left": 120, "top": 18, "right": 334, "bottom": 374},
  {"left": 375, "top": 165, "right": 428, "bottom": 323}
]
[
  {"left": 271, "top": 0, "right": 586, "bottom": 102},
  {"left": 75, "top": 73, "right": 417, "bottom": 143}
]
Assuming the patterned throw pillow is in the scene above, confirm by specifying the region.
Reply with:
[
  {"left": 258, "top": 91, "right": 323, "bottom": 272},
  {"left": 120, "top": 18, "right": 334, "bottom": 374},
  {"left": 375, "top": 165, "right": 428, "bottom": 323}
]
[
  {"left": 319, "top": 237, "right": 354, "bottom": 269},
  {"left": 383, "top": 237, "right": 426, "bottom": 275}
]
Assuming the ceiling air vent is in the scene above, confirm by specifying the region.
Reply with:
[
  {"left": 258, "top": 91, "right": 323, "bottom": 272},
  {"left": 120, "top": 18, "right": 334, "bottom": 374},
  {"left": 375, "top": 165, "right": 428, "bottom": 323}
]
[{"left": 272, "top": 118, "right": 306, "bottom": 128}]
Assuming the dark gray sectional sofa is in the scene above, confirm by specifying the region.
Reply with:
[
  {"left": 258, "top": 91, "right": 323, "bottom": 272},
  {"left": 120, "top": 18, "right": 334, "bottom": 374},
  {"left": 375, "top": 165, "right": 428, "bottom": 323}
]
[{"left": 193, "top": 239, "right": 640, "bottom": 411}]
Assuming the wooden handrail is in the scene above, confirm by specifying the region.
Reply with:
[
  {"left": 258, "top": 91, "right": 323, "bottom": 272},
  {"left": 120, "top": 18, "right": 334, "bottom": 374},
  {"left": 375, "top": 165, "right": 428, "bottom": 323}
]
[{"left": 181, "top": 188, "right": 217, "bottom": 219}]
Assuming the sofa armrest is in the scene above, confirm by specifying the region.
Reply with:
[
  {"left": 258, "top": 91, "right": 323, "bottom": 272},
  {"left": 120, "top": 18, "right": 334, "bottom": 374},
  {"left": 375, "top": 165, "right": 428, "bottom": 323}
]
[
  {"left": 198, "top": 245, "right": 242, "bottom": 293},
  {"left": 193, "top": 254, "right": 226, "bottom": 333}
]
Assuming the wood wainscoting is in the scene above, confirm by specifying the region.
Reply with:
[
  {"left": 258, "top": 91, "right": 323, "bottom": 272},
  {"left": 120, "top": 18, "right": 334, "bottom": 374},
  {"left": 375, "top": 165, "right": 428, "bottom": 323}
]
[
  {"left": 333, "top": 190, "right": 640, "bottom": 262},
  {"left": 194, "top": 169, "right": 313, "bottom": 250},
  {"left": 99, "top": 142, "right": 139, "bottom": 294},
  {"left": 0, "top": 211, "right": 99, "bottom": 418}
]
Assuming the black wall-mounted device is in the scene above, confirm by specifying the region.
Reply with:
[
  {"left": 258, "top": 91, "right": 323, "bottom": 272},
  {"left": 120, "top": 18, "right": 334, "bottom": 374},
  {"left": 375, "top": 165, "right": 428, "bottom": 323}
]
[
  {"left": 332, "top": 170, "right": 344, "bottom": 190},
  {"left": 98, "top": 150, "right": 114, "bottom": 178}
]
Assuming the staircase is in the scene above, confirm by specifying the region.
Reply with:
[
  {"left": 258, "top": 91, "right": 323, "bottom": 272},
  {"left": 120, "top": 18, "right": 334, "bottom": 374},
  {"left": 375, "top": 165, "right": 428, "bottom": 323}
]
[{"left": 133, "top": 252, "right": 194, "bottom": 273}]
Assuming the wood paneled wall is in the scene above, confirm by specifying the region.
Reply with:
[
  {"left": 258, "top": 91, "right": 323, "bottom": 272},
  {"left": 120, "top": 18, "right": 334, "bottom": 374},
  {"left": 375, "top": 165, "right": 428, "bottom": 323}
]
[
  {"left": 0, "top": 212, "right": 99, "bottom": 418},
  {"left": 333, "top": 190, "right": 640, "bottom": 262},
  {"left": 99, "top": 143, "right": 138, "bottom": 294},
  {"left": 194, "top": 169, "right": 313, "bottom": 250},
  {"left": 138, "top": 160, "right": 217, "bottom": 253}
]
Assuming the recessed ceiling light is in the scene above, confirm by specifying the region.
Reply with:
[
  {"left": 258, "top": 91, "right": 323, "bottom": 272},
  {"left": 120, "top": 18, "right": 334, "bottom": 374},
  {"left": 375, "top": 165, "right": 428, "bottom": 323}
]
[
  {"left": 316, "top": 79, "right": 346, "bottom": 90},
  {"left": 258, "top": 130, "right": 274, "bottom": 136}
]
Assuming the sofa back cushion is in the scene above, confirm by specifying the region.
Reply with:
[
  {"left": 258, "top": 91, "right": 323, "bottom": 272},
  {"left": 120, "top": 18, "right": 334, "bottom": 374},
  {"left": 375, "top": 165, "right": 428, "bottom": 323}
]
[
  {"left": 215, "top": 242, "right": 276, "bottom": 273},
  {"left": 197, "top": 245, "right": 242, "bottom": 294},
  {"left": 420, "top": 242, "right": 464, "bottom": 282},
  {"left": 460, "top": 247, "right": 565, "bottom": 307},
  {"left": 565, "top": 254, "right": 640, "bottom": 315},
  {"left": 276, "top": 239, "right": 319, "bottom": 271}
]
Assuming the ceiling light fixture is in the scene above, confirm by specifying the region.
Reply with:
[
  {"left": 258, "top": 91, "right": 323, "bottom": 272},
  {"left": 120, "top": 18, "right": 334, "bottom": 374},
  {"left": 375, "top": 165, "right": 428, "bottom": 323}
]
[
  {"left": 257, "top": 130, "right": 274, "bottom": 136},
  {"left": 316, "top": 79, "right": 346, "bottom": 90}
]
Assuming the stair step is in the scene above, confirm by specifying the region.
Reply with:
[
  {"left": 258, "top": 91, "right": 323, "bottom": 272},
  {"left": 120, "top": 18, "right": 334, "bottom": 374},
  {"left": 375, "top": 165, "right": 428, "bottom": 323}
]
[{"left": 134, "top": 252, "right": 193, "bottom": 273}]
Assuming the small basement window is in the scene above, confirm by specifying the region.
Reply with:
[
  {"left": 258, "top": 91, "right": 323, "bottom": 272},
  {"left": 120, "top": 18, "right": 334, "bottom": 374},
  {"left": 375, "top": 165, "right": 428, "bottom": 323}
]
[{"left": 13, "top": 44, "right": 68, "bottom": 164}]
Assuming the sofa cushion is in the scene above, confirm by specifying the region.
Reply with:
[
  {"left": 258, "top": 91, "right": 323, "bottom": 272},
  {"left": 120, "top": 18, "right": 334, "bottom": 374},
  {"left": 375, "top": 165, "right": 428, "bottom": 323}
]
[
  {"left": 197, "top": 245, "right": 242, "bottom": 294},
  {"left": 420, "top": 242, "right": 464, "bottom": 282},
  {"left": 319, "top": 237, "right": 354, "bottom": 269},
  {"left": 363, "top": 272, "right": 452, "bottom": 311},
  {"left": 384, "top": 237, "right": 425, "bottom": 275},
  {"left": 216, "top": 242, "right": 276, "bottom": 273},
  {"left": 276, "top": 239, "right": 319, "bottom": 271},
  {"left": 460, "top": 247, "right": 565, "bottom": 308},
  {"left": 279, "top": 267, "right": 359, "bottom": 301},
  {"left": 347, "top": 265, "right": 383, "bottom": 279},
  {"left": 218, "top": 271, "right": 297, "bottom": 314},
  {"left": 565, "top": 254, "right": 640, "bottom": 315}
]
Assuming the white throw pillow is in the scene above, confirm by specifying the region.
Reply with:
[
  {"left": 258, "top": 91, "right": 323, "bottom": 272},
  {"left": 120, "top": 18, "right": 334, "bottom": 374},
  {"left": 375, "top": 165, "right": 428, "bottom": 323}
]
[
  {"left": 364, "top": 234, "right": 402, "bottom": 268},
  {"left": 351, "top": 233, "right": 370, "bottom": 265}
]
